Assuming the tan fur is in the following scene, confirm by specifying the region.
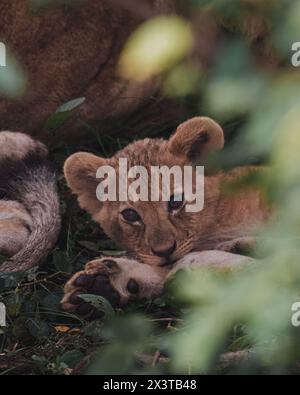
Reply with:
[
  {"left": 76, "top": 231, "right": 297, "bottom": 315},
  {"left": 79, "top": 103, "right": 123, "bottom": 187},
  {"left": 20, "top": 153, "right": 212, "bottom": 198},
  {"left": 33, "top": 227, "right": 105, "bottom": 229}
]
[
  {"left": 61, "top": 251, "right": 254, "bottom": 311},
  {"left": 62, "top": 116, "right": 269, "bottom": 311},
  {"left": 61, "top": 256, "right": 168, "bottom": 310},
  {"left": 64, "top": 117, "right": 269, "bottom": 267}
]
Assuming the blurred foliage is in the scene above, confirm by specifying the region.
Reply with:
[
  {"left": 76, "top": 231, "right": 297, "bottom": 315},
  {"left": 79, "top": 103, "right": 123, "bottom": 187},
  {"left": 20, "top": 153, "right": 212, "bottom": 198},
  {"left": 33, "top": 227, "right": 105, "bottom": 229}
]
[
  {"left": 119, "top": 16, "right": 194, "bottom": 82},
  {"left": 0, "top": 49, "right": 27, "bottom": 98},
  {"left": 2, "top": 0, "right": 300, "bottom": 375},
  {"left": 97, "top": 0, "right": 300, "bottom": 374}
]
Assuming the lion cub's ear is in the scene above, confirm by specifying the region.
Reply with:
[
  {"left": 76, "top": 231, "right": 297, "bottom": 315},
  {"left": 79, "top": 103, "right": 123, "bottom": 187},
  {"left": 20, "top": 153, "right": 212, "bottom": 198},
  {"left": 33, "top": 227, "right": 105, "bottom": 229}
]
[
  {"left": 168, "top": 117, "right": 224, "bottom": 162},
  {"left": 64, "top": 153, "right": 107, "bottom": 215}
]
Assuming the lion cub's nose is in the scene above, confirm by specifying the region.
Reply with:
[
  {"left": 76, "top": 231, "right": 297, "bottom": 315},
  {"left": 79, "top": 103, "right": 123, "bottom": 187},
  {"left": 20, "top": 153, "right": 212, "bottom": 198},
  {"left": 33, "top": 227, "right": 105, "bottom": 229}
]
[{"left": 151, "top": 241, "right": 177, "bottom": 258}]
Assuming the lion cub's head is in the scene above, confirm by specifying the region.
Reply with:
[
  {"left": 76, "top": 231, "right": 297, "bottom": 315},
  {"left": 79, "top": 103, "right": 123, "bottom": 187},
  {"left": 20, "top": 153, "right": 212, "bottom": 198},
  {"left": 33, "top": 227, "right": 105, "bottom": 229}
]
[{"left": 64, "top": 117, "right": 224, "bottom": 266}]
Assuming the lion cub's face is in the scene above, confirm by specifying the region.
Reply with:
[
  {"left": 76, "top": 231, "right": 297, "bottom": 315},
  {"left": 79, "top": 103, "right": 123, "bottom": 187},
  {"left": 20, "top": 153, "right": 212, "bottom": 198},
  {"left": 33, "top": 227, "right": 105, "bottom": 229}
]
[{"left": 64, "top": 117, "right": 224, "bottom": 266}]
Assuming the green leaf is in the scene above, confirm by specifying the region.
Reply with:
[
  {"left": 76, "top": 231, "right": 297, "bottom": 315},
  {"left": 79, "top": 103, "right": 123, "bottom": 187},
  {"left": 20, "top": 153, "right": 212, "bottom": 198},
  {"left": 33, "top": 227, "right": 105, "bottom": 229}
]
[
  {"left": 41, "top": 293, "right": 61, "bottom": 312},
  {"left": 84, "top": 320, "right": 104, "bottom": 342},
  {"left": 32, "top": 355, "right": 47, "bottom": 364},
  {"left": 101, "top": 250, "right": 126, "bottom": 257},
  {"left": 97, "top": 239, "right": 121, "bottom": 250},
  {"left": 26, "top": 318, "right": 50, "bottom": 339},
  {"left": 59, "top": 350, "right": 84, "bottom": 368},
  {"left": 77, "top": 241, "right": 100, "bottom": 252},
  {"left": 44, "top": 97, "right": 85, "bottom": 133},
  {"left": 56, "top": 97, "right": 85, "bottom": 112},
  {"left": 79, "top": 294, "right": 115, "bottom": 318},
  {"left": 119, "top": 16, "right": 193, "bottom": 81},
  {"left": 52, "top": 251, "right": 72, "bottom": 274},
  {"left": 43, "top": 111, "right": 72, "bottom": 133},
  {"left": 77, "top": 240, "right": 126, "bottom": 256}
]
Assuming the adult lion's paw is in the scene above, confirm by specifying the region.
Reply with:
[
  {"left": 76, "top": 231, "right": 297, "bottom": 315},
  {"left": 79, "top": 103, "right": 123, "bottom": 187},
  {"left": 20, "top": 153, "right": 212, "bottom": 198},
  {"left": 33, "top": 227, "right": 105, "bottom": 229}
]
[{"left": 61, "top": 257, "right": 167, "bottom": 318}]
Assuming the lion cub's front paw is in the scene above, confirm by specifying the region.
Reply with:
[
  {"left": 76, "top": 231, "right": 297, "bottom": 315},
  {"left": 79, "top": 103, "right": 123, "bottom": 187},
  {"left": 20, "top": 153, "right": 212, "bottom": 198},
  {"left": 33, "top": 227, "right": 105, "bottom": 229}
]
[
  {"left": 61, "top": 256, "right": 167, "bottom": 318},
  {"left": 61, "top": 259, "right": 123, "bottom": 318}
]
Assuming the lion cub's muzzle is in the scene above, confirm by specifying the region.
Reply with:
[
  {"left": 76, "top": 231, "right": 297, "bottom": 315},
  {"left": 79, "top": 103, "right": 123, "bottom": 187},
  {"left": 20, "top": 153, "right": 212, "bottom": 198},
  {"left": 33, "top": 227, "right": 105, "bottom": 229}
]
[
  {"left": 138, "top": 238, "right": 194, "bottom": 267},
  {"left": 151, "top": 241, "right": 177, "bottom": 259}
]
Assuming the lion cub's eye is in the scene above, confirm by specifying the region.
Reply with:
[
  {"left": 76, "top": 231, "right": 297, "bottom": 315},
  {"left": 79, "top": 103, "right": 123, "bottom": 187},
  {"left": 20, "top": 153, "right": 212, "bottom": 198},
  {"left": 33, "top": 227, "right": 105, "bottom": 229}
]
[
  {"left": 168, "top": 194, "right": 185, "bottom": 212},
  {"left": 121, "top": 208, "right": 141, "bottom": 222}
]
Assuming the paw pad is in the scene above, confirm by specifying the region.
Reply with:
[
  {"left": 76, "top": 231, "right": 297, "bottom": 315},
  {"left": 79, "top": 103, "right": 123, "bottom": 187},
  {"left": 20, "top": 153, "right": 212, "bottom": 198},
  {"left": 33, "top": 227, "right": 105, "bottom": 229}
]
[{"left": 68, "top": 273, "right": 121, "bottom": 318}]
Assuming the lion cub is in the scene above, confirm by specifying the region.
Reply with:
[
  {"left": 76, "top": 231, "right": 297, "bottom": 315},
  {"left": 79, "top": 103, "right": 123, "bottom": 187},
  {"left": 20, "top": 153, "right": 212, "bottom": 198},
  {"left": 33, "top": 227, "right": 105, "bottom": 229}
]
[{"left": 62, "top": 116, "right": 269, "bottom": 314}]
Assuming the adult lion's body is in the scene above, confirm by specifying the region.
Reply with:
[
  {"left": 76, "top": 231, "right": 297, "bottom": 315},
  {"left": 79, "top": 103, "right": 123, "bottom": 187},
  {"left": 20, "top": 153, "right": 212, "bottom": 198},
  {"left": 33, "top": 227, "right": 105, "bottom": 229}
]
[
  {"left": 0, "top": 0, "right": 175, "bottom": 142},
  {"left": 0, "top": 1, "right": 274, "bottom": 143}
]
